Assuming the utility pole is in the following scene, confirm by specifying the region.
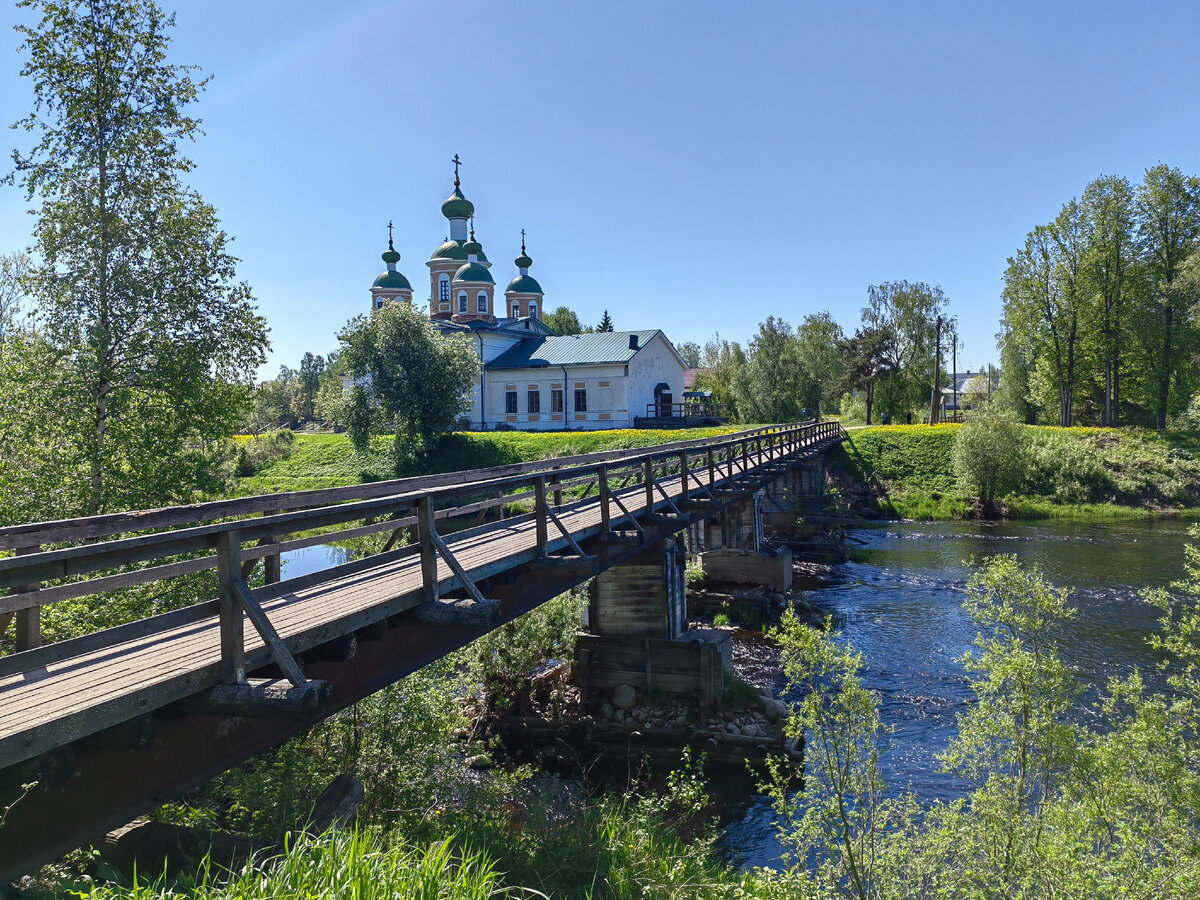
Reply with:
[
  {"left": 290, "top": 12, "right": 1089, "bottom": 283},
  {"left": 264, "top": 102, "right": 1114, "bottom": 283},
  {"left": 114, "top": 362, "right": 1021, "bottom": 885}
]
[
  {"left": 952, "top": 336, "right": 958, "bottom": 421},
  {"left": 929, "top": 315, "right": 942, "bottom": 424}
]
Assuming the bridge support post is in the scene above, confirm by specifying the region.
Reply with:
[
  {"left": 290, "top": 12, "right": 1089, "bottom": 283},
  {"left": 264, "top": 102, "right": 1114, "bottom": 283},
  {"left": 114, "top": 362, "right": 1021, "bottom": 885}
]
[
  {"left": 217, "top": 531, "right": 246, "bottom": 684},
  {"left": 14, "top": 546, "right": 41, "bottom": 652},
  {"left": 417, "top": 496, "right": 439, "bottom": 603}
]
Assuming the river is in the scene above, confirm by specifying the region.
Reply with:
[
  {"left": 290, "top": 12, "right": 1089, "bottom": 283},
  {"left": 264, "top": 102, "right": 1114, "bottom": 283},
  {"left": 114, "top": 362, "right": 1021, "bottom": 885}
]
[
  {"left": 717, "top": 516, "right": 1195, "bottom": 867},
  {"left": 281, "top": 519, "right": 1196, "bottom": 869}
]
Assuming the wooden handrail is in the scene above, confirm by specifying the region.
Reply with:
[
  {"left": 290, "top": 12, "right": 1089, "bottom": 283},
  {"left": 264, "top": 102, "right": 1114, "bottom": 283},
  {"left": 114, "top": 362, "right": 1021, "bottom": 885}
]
[
  {"left": 0, "top": 421, "right": 844, "bottom": 644},
  {"left": 0, "top": 423, "right": 795, "bottom": 552}
]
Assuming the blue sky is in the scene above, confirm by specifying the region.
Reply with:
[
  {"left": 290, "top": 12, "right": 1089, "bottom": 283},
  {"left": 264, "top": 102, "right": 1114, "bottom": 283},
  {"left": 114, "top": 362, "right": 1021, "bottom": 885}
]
[{"left": 2, "top": 0, "right": 1199, "bottom": 378}]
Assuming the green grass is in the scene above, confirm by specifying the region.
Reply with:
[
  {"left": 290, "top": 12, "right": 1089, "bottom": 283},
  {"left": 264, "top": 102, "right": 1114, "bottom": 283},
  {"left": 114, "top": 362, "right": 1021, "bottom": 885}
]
[
  {"left": 833, "top": 424, "right": 1200, "bottom": 521},
  {"left": 72, "top": 829, "right": 515, "bottom": 899},
  {"left": 234, "top": 426, "right": 746, "bottom": 495}
]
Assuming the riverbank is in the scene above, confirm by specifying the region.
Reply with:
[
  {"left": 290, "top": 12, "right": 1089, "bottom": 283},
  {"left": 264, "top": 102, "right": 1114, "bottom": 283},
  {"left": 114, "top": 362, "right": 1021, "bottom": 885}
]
[{"left": 831, "top": 424, "right": 1200, "bottom": 520}]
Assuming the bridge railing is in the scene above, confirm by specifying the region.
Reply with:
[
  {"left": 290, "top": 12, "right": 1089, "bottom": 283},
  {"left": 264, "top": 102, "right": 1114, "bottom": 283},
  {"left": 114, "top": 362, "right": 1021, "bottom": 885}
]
[{"left": 0, "top": 421, "right": 844, "bottom": 679}]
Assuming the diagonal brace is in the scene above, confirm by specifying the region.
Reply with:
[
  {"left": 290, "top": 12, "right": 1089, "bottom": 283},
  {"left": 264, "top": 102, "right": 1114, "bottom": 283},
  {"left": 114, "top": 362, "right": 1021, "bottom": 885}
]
[
  {"left": 429, "top": 530, "right": 490, "bottom": 606},
  {"left": 608, "top": 490, "right": 645, "bottom": 537},
  {"left": 232, "top": 577, "right": 307, "bottom": 688},
  {"left": 545, "top": 507, "right": 586, "bottom": 557}
]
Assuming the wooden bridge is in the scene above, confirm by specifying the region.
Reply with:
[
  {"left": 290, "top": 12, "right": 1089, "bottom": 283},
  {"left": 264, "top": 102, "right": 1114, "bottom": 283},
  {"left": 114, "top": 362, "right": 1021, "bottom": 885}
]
[{"left": 0, "top": 420, "right": 844, "bottom": 878}]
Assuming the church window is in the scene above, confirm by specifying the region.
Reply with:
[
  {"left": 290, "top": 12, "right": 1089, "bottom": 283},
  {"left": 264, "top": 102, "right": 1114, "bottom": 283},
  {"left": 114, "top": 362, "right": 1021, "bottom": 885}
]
[
  {"left": 505, "top": 391, "right": 518, "bottom": 414},
  {"left": 529, "top": 302, "right": 537, "bottom": 319},
  {"left": 512, "top": 303, "right": 520, "bottom": 318},
  {"left": 458, "top": 292, "right": 467, "bottom": 313},
  {"left": 439, "top": 275, "right": 450, "bottom": 303},
  {"left": 551, "top": 389, "right": 563, "bottom": 413},
  {"left": 574, "top": 389, "right": 587, "bottom": 413},
  {"left": 527, "top": 389, "right": 540, "bottom": 413},
  {"left": 477, "top": 292, "right": 488, "bottom": 313}
]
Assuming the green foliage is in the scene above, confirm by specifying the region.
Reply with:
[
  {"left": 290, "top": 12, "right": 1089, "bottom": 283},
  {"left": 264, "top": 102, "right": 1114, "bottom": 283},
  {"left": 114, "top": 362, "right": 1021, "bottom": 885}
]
[
  {"left": 1000, "top": 165, "right": 1200, "bottom": 430},
  {"left": 468, "top": 590, "right": 585, "bottom": 713},
  {"left": 232, "top": 429, "right": 295, "bottom": 477},
  {"left": 764, "top": 609, "right": 904, "bottom": 897},
  {"left": 952, "top": 407, "right": 1026, "bottom": 512},
  {"left": 75, "top": 828, "right": 515, "bottom": 899},
  {"left": 597, "top": 309, "right": 614, "bottom": 332},
  {"left": 836, "top": 424, "right": 1200, "bottom": 519},
  {"left": 337, "top": 301, "right": 477, "bottom": 472},
  {"left": 541, "top": 305, "right": 583, "bottom": 335},
  {"left": 6, "top": 0, "right": 269, "bottom": 517}
]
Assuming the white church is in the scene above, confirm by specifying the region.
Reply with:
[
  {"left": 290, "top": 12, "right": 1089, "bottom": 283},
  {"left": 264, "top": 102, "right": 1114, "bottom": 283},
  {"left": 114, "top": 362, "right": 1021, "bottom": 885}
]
[{"left": 366, "top": 161, "right": 690, "bottom": 432}]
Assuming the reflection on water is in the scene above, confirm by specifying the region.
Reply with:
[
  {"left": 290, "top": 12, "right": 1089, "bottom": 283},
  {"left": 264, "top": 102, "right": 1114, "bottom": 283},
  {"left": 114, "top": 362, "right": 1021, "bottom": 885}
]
[
  {"left": 281, "top": 544, "right": 350, "bottom": 579},
  {"left": 719, "top": 517, "right": 1194, "bottom": 868}
]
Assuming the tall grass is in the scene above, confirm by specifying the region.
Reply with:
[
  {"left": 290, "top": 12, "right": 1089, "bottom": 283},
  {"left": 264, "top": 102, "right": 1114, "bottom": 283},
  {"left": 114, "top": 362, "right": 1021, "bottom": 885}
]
[{"left": 76, "top": 829, "right": 533, "bottom": 900}]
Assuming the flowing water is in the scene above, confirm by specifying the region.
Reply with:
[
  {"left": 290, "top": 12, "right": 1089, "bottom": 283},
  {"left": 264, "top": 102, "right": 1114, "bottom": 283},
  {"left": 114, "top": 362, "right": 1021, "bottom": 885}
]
[{"left": 717, "top": 517, "right": 1195, "bottom": 868}]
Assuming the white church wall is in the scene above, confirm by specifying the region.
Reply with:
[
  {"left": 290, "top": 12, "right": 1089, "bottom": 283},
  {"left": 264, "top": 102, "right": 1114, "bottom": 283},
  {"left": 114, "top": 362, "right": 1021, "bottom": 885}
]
[
  {"left": 628, "top": 334, "right": 688, "bottom": 420},
  {"left": 482, "top": 363, "right": 632, "bottom": 431}
]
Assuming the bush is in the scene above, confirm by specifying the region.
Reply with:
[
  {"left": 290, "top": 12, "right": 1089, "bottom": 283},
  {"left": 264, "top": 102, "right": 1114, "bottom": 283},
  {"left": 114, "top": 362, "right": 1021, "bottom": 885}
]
[{"left": 952, "top": 408, "right": 1026, "bottom": 513}]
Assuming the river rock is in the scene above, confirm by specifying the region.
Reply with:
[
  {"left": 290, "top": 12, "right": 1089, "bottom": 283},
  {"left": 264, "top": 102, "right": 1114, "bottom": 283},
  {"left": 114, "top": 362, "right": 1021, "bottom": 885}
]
[
  {"left": 612, "top": 684, "right": 636, "bottom": 710},
  {"left": 758, "top": 696, "right": 790, "bottom": 722},
  {"left": 599, "top": 703, "right": 614, "bottom": 721}
]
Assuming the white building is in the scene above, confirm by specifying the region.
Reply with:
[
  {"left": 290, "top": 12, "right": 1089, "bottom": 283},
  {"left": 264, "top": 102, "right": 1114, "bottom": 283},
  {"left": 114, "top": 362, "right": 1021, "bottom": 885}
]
[{"left": 366, "top": 164, "right": 690, "bottom": 431}]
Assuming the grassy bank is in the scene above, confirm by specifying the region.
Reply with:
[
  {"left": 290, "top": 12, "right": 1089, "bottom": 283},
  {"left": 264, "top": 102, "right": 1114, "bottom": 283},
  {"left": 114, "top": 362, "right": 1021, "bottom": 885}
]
[
  {"left": 234, "top": 426, "right": 744, "bottom": 494},
  {"left": 832, "top": 424, "right": 1200, "bottom": 520}
]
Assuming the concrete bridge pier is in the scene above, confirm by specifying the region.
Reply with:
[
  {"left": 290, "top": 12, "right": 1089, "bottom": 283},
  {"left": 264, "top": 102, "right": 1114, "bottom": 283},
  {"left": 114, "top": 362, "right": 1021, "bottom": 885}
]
[{"left": 575, "top": 535, "right": 729, "bottom": 709}]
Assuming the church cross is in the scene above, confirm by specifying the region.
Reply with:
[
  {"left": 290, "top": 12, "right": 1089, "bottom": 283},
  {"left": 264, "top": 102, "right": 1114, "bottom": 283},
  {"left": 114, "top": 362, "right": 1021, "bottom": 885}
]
[
  {"left": 521, "top": 228, "right": 526, "bottom": 252},
  {"left": 387, "top": 219, "right": 394, "bottom": 249},
  {"left": 452, "top": 153, "right": 462, "bottom": 186}
]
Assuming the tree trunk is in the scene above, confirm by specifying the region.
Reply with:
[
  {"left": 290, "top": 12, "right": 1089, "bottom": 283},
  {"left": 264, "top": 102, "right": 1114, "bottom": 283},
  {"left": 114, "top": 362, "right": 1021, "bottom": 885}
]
[{"left": 865, "top": 379, "right": 874, "bottom": 425}]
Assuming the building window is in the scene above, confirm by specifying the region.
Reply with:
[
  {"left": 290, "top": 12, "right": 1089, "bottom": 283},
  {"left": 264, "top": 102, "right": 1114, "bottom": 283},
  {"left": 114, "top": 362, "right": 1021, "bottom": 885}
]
[
  {"left": 458, "top": 292, "right": 467, "bottom": 313},
  {"left": 477, "top": 291, "right": 488, "bottom": 313},
  {"left": 574, "top": 389, "right": 587, "bottom": 412},
  {"left": 512, "top": 303, "right": 520, "bottom": 317},
  {"left": 529, "top": 302, "right": 537, "bottom": 320},
  {"left": 527, "top": 389, "right": 540, "bottom": 413},
  {"left": 551, "top": 389, "right": 563, "bottom": 412},
  {"left": 439, "top": 275, "right": 450, "bottom": 303},
  {"left": 505, "top": 391, "right": 518, "bottom": 414}
]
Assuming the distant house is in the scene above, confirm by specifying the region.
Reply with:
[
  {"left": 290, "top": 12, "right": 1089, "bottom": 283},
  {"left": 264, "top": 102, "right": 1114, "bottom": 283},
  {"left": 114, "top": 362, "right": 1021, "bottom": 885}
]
[{"left": 362, "top": 167, "right": 688, "bottom": 431}]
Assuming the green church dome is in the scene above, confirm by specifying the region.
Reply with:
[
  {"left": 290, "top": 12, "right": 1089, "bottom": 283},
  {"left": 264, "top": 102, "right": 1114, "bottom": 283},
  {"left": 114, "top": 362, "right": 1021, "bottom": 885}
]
[
  {"left": 431, "top": 239, "right": 466, "bottom": 261},
  {"left": 506, "top": 274, "right": 542, "bottom": 294},
  {"left": 430, "top": 239, "right": 488, "bottom": 263},
  {"left": 373, "top": 270, "right": 412, "bottom": 290},
  {"left": 463, "top": 238, "right": 483, "bottom": 257},
  {"left": 453, "top": 262, "right": 494, "bottom": 284},
  {"left": 515, "top": 252, "right": 533, "bottom": 269},
  {"left": 441, "top": 187, "right": 474, "bottom": 219},
  {"left": 382, "top": 247, "right": 400, "bottom": 265}
]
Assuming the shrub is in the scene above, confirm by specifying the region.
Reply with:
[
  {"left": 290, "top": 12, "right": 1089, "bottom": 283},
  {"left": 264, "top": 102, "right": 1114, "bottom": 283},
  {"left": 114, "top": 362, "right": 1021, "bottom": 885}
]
[{"left": 952, "top": 408, "right": 1025, "bottom": 514}]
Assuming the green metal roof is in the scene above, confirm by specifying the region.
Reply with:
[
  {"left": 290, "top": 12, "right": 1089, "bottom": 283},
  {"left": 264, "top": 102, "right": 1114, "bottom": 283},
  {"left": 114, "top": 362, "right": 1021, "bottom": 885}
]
[
  {"left": 505, "top": 274, "right": 543, "bottom": 294},
  {"left": 485, "top": 330, "right": 661, "bottom": 370},
  {"left": 453, "top": 262, "right": 494, "bottom": 284},
  {"left": 373, "top": 270, "right": 412, "bottom": 290}
]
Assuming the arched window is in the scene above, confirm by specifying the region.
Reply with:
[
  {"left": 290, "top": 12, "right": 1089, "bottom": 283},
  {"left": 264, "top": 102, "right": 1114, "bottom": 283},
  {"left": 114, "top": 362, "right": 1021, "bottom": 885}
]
[
  {"left": 529, "top": 302, "right": 537, "bottom": 320},
  {"left": 439, "top": 275, "right": 450, "bottom": 304},
  {"left": 512, "top": 303, "right": 520, "bottom": 317},
  {"left": 458, "top": 291, "right": 468, "bottom": 313},
  {"left": 477, "top": 291, "right": 488, "bottom": 313}
]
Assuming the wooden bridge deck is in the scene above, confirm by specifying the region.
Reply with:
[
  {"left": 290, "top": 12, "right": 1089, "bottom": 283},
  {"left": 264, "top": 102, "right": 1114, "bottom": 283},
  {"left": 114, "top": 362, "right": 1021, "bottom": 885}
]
[
  {"left": 0, "top": 420, "right": 844, "bottom": 878},
  {"left": 0, "top": 469, "right": 688, "bottom": 765}
]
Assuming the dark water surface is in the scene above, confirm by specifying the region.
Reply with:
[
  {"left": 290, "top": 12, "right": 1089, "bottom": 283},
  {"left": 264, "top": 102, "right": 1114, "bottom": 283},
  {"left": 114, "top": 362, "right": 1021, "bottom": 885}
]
[{"left": 717, "top": 517, "right": 1195, "bottom": 868}]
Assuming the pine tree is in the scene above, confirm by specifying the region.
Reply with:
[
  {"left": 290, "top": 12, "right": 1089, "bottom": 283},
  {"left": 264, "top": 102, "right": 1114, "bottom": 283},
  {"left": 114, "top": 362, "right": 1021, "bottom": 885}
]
[{"left": 598, "top": 309, "right": 614, "bottom": 332}]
